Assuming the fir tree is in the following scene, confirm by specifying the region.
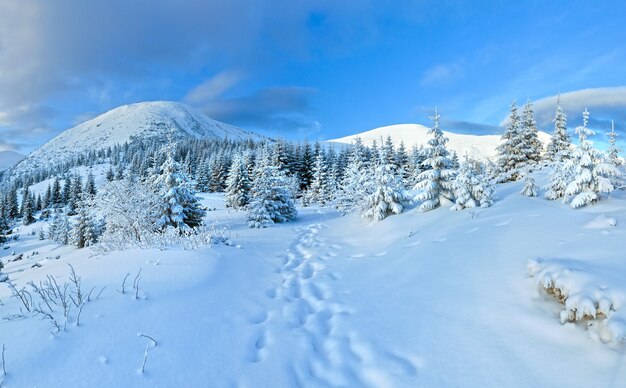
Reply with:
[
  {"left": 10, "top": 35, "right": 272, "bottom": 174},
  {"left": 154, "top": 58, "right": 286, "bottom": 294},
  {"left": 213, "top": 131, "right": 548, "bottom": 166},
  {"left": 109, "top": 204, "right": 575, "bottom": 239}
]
[
  {"left": 607, "top": 120, "right": 622, "bottom": 166},
  {"left": 451, "top": 157, "right": 494, "bottom": 210},
  {"left": 546, "top": 96, "right": 571, "bottom": 162},
  {"left": 496, "top": 100, "right": 536, "bottom": 182},
  {"left": 153, "top": 145, "right": 206, "bottom": 230},
  {"left": 224, "top": 155, "right": 252, "bottom": 209},
  {"left": 85, "top": 170, "right": 97, "bottom": 196},
  {"left": 307, "top": 151, "right": 331, "bottom": 205},
  {"left": 520, "top": 101, "right": 543, "bottom": 163},
  {"left": 413, "top": 108, "right": 457, "bottom": 212},
  {"left": 247, "top": 165, "right": 297, "bottom": 228},
  {"left": 564, "top": 109, "right": 620, "bottom": 208},
  {"left": 336, "top": 137, "right": 374, "bottom": 214},
  {"left": 361, "top": 147, "right": 411, "bottom": 221},
  {"left": 22, "top": 191, "right": 35, "bottom": 225}
]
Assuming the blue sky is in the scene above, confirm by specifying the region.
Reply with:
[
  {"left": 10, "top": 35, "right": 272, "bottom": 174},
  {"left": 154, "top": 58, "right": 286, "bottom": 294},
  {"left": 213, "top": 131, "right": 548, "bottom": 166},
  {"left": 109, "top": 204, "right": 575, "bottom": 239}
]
[{"left": 1, "top": 0, "right": 626, "bottom": 153}]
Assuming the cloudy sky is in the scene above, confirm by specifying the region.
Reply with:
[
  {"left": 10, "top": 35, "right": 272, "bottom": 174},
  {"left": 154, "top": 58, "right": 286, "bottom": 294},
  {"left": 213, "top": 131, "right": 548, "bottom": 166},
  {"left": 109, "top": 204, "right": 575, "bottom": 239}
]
[{"left": 1, "top": 0, "right": 625, "bottom": 153}]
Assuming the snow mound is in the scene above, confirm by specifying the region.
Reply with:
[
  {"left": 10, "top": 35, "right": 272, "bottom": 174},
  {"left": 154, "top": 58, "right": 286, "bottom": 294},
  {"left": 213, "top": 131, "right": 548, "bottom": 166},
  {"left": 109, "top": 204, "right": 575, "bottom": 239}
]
[
  {"left": 329, "top": 123, "right": 551, "bottom": 160},
  {"left": 584, "top": 215, "right": 617, "bottom": 229},
  {"left": 528, "top": 258, "right": 626, "bottom": 346},
  {"left": 13, "top": 101, "right": 265, "bottom": 174}
]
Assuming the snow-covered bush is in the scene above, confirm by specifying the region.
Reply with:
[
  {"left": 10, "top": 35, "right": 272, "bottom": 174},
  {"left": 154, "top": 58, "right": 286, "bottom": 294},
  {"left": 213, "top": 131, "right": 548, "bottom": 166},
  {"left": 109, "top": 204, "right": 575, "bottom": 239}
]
[
  {"left": 521, "top": 176, "right": 538, "bottom": 197},
  {"left": 528, "top": 258, "right": 625, "bottom": 346},
  {"left": 544, "top": 162, "right": 573, "bottom": 201},
  {"left": 94, "top": 178, "right": 164, "bottom": 250}
]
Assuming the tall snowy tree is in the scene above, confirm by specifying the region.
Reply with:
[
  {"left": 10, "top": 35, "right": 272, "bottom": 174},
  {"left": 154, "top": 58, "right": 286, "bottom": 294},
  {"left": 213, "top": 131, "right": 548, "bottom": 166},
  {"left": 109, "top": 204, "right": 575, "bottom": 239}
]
[
  {"left": 22, "top": 191, "right": 36, "bottom": 225},
  {"left": 73, "top": 196, "right": 97, "bottom": 248},
  {"left": 361, "top": 147, "right": 411, "bottom": 221},
  {"left": 450, "top": 157, "right": 494, "bottom": 210},
  {"left": 224, "top": 155, "right": 252, "bottom": 209},
  {"left": 247, "top": 165, "right": 297, "bottom": 228},
  {"left": 84, "top": 170, "right": 97, "bottom": 196},
  {"left": 306, "top": 151, "right": 332, "bottom": 205},
  {"left": 520, "top": 101, "right": 543, "bottom": 163},
  {"left": 546, "top": 96, "right": 572, "bottom": 162},
  {"left": 336, "top": 138, "right": 374, "bottom": 214},
  {"left": 413, "top": 108, "right": 457, "bottom": 212},
  {"left": 153, "top": 144, "right": 206, "bottom": 230},
  {"left": 607, "top": 120, "right": 622, "bottom": 166},
  {"left": 496, "top": 101, "right": 535, "bottom": 182},
  {"left": 564, "top": 109, "right": 620, "bottom": 208}
]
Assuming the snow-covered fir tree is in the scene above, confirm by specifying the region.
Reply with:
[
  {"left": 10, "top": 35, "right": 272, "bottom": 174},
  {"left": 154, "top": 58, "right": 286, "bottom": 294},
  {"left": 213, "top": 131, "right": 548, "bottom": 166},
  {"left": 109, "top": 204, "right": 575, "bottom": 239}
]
[
  {"left": 607, "top": 120, "right": 622, "bottom": 166},
  {"left": 336, "top": 137, "right": 374, "bottom": 214},
  {"left": 520, "top": 101, "right": 543, "bottom": 164},
  {"left": 546, "top": 96, "right": 572, "bottom": 162},
  {"left": 564, "top": 109, "right": 620, "bottom": 208},
  {"left": 49, "top": 212, "right": 71, "bottom": 245},
  {"left": 224, "top": 155, "right": 252, "bottom": 210},
  {"left": 22, "top": 191, "right": 36, "bottom": 225},
  {"left": 306, "top": 151, "right": 332, "bottom": 206},
  {"left": 73, "top": 196, "right": 97, "bottom": 248},
  {"left": 153, "top": 144, "right": 206, "bottom": 230},
  {"left": 247, "top": 165, "right": 297, "bottom": 228},
  {"left": 496, "top": 101, "right": 537, "bottom": 182},
  {"left": 521, "top": 175, "right": 538, "bottom": 197},
  {"left": 544, "top": 161, "right": 573, "bottom": 201},
  {"left": 450, "top": 157, "right": 494, "bottom": 211},
  {"left": 361, "top": 145, "right": 411, "bottom": 221},
  {"left": 414, "top": 108, "right": 457, "bottom": 212}
]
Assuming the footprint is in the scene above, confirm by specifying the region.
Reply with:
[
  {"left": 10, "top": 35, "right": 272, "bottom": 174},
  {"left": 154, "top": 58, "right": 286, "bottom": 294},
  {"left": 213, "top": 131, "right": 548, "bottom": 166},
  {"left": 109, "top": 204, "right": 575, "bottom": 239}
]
[
  {"left": 265, "top": 288, "right": 277, "bottom": 299},
  {"left": 405, "top": 241, "right": 421, "bottom": 247},
  {"left": 327, "top": 251, "right": 338, "bottom": 257},
  {"left": 304, "top": 283, "right": 326, "bottom": 301},
  {"left": 465, "top": 227, "right": 479, "bottom": 234},
  {"left": 373, "top": 251, "right": 387, "bottom": 257},
  {"left": 249, "top": 330, "right": 268, "bottom": 363},
  {"left": 300, "top": 262, "right": 315, "bottom": 279},
  {"left": 494, "top": 221, "right": 510, "bottom": 227},
  {"left": 249, "top": 310, "right": 269, "bottom": 325},
  {"left": 283, "top": 298, "right": 314, "bottom": 327}
]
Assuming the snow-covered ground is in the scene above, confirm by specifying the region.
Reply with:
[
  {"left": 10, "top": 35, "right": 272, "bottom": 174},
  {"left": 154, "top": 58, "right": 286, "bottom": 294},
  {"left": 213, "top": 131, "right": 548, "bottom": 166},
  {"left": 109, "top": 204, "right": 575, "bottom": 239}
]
[
  {"left": 329, "top": 123, "right": 552, "bottom": 160},
  {"left": 1, "top": 177, "right": 626, "bottom": 387}
]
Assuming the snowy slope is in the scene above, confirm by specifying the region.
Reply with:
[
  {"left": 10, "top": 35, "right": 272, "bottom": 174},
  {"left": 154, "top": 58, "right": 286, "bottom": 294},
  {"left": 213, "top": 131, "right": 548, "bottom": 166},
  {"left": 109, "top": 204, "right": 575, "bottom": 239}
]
[
  {"left": 12, "top": 101, "right": 265, "bottom": 173},
  {"left": 329, "top": 123, "right": 552, "bottom": 160},
  {"left": 1, "top": 181, "right": 626, "bottom": 387},
  {"left": 0, "top": 150, "right": 25, "bottom": 171}
]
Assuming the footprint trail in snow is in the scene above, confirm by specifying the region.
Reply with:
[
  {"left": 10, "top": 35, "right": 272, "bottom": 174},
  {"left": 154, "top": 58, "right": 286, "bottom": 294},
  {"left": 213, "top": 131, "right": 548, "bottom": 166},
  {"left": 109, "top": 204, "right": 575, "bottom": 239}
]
[{"left": 248, "top": 223, "right": 418, "bottom": 386}]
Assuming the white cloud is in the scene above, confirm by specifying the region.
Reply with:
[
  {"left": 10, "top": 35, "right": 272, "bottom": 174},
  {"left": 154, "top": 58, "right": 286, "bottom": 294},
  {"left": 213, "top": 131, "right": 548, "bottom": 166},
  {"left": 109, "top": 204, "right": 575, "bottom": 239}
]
[{"left": 420, "top": 61, "right": 464, "bottom": 87}]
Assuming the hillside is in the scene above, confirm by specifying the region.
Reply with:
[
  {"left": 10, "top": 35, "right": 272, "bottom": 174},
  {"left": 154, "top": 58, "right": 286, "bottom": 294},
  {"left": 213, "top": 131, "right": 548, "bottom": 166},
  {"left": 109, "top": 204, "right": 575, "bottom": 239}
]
[
  {"left": 1, "top": 177, "right": 625, "bottom": 387},
  {"left": 329, "top": 123, "right": 552, "bottom": 160},
  {"left": 12, "top": 101, "right": 265, "bottom": 174}
]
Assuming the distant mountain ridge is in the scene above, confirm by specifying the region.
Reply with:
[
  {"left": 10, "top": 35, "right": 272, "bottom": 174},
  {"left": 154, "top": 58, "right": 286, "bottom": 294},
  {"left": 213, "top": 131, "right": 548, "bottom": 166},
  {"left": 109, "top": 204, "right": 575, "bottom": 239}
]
[
  {"left": 329, "top": 123, "right": 552, "bottom": 160},
  {"left": 12, "top": 101, "right": 265, "bottom": 174}
]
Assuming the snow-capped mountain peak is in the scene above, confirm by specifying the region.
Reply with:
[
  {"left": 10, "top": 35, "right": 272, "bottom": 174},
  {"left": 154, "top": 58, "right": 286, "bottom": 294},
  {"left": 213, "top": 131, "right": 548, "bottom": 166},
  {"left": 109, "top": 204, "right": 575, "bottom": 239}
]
[
  {"left": 329, "top": 123, "right": 552, "bottom": 160},
  {"left": 13, "top": 101, "right": 264, "bottom": 173}
]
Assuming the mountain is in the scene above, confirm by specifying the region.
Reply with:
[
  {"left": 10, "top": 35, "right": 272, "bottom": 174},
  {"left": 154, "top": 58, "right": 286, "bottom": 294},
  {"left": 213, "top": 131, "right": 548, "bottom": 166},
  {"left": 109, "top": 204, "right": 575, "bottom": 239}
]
[
  {"left": 329, "top": 123, "right": 552, "bottom": 160},
  {"left": 13, "top": 101, "right": 265, "bottom": 173},
  {"left": 0, "top": 150, "right": 26, "bottom": 171}
]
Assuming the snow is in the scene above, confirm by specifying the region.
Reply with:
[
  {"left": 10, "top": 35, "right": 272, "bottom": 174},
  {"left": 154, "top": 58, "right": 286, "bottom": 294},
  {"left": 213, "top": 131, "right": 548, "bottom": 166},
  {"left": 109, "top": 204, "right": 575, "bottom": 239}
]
[
  {"left": 12, "top": 101, "right": 265, "bottom": 174},
  {"left": 329, "top": 123, "right": 552, "bottom": 160},
  {"left": 2, "top": 179, "right": 626, "bottom": 386}
]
